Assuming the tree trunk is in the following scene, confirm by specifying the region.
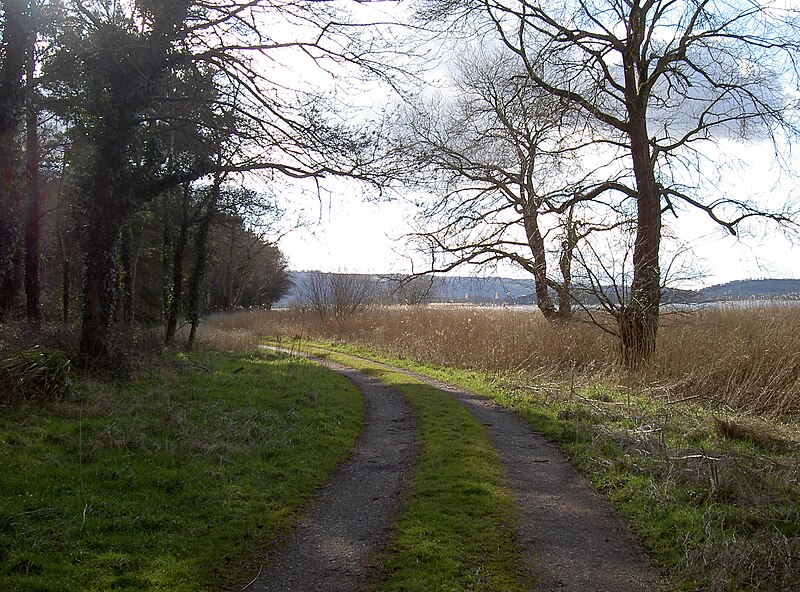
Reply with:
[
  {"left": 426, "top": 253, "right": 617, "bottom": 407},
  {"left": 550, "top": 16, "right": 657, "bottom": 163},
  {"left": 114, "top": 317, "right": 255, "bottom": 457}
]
[
  {"left": 161, "top": 195, "right": 174, "bottom": 323},
  {"left": 80, "top": 222, "right": 120, "bottom": 367},
  {"left": 76, "top": 0, "right": 193, "bottom": 367},
  {"left": 554, "top": 207, "right": 578, "bottom": 321},
  {"left": 62, "top": 255, "right": 70, "bottom": 324},
  {"left": 52, "top": 153, "right": 71, "bottom": 324},
  {"left": 523, "top": 209, "right": 558, "bottom": 320},
  {"left": 0, "top": 0, "right": 29, "bottom": 320},
  {"left": 79, "top": 158, "right": 124, "bottom": 367},
  {"left": 57, "top": 193, "right": 71, "bottom": 324},
  {"left": 557, "top": 209, "right": 576, "bottom": 321},
  {"left": 118, "top": 223, "right": 133, "bottom": 326},
  {"left": 617, "top": 5, "right": 662, "bottom": 367},
  {"left": 186, "top": 178, "right": 221, "bottom": 351},
  {"left": 223, "top": 223, "right": 236, "bottom": 310},
  {"left": 620, "top": 109, "right": 661, "bottom": 366},
  {"left": 24, "top": 35, "right": 41, "bottom": 324},
  {"left": 165, "top": 185, "right": 190, "bottom": 344},
  {"left": 4, "top": 224, "right": 23, "bottom": 317},
  {"left": 0, "top": 187, "right": 22, "bottom": 320}
]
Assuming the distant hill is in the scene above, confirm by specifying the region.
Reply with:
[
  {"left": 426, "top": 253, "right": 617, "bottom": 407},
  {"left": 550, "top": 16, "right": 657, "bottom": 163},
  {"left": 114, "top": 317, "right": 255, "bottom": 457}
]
[
  {"left": 279, "top": 272, "right": 800, "bottom": 306},
  {"left": 695, "top": 279, "right": 800, "bottom": 302}
]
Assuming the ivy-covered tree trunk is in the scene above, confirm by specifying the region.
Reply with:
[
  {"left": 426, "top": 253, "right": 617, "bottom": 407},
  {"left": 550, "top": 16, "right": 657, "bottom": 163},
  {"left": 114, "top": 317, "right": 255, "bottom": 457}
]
[
  {"left": 75, "top": 0, "right": 193, "bottom": 367},
  {"left": 79, "top": 159, "right": 123, "bottom": 366},
  {"left": 57, "top": 201, "right": 71, "bottom": 324},
  {"left": 161, "top": 199, "right": 174, "bottom": 327},
  {"left": 0, "top": 0, "right": 29, "bottom": 320},
  {"left": 165, "top": 185, "right": 190, "bottom": 344},
  {"left": 23, "top": 35, "right": 41, "bottom": 323},
  {"left": 80, "top": 237, "right": 118, "bottom": 364},
  {"left": 186, "top": 180, "right": 220, "bottom": 351},
  {"left": 61, "top": 256, "right": 70, "bottom": 323},
  {"left": 118, "top": 223, "right": 133, "bottom": 326}
]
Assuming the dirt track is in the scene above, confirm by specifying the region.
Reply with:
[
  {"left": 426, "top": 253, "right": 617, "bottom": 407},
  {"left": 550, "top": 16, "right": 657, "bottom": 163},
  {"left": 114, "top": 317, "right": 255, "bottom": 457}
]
[
  {"left": 386, "top": 363, "right": 671, "bottom": 592},
  {"left": 252, "top": 348, "right": 670, "bottom": 591},
  {"left": 247, "top": 356, "right": 417, "bottom": 592}
]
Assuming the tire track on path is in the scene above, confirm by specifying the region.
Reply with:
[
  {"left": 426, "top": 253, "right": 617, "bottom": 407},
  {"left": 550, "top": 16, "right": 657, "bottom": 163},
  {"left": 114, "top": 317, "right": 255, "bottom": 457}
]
[
  {"left": 247, "top": 351, "right": 417, "bottom": 592},
  {"left": 322, "top": 352, "right": 671, "bottom": 592}
]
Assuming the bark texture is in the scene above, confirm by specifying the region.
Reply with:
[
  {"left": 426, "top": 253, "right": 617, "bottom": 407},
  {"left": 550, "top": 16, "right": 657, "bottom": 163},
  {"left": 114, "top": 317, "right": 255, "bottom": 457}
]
[{"left": 0, "top": 0, "right": 29, "bottom": 319}]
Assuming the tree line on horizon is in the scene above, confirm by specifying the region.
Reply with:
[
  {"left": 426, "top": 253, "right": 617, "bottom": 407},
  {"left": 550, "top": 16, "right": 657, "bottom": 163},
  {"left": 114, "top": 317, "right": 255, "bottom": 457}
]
[{"left": 286, "top": 272, "right": 800, "bottom": 312}]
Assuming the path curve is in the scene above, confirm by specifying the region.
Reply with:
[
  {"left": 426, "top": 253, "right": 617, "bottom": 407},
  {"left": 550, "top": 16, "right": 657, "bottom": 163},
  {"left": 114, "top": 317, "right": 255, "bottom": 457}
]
[
  {"left": 247, "top": 351, "right": 417, "bottom": 592},
  {"left": 340, "top": 355, "right": 671, "bottom": 592}
]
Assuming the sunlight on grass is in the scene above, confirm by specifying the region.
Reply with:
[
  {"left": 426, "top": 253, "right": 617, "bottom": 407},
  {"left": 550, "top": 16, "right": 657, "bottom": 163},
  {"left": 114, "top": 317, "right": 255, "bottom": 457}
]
[
  {"left": 208, "top": 304, "right": 800, "bottom": 415},
  {"left": 0, "top": 350, "right": 363, "bottom": 592},
  {"left": 293, "top": 340, "right": 800, "bottom": 592}
]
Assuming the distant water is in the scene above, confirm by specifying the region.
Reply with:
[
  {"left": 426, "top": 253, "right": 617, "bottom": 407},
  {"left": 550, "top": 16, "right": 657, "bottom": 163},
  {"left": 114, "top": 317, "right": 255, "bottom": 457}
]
[
  {"left": 663, "top": 300, "right": 800, "bottom": 311},
  {"left": 430, "top": 300, "right": 800, "bottom": 312}
]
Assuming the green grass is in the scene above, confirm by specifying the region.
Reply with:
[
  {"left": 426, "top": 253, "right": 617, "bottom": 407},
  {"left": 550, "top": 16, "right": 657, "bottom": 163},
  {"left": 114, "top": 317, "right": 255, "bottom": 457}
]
[
  {"left": 285, "top": 339, "right": 800, "bottom": 592},
  {"left": 0, "top": 349, "right": 363, "bottom": 592},
  {"left": 286, "top": 344, "right": 533, "bottom": 592}
]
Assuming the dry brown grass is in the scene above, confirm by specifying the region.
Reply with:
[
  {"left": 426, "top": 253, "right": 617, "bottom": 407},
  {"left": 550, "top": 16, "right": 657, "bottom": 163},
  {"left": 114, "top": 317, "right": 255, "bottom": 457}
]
[
  {"left": 200, "top": 303, "right": 800, "bottom": 416},
  {"left": 647, "top": 306, "right": 800, "bottom": 415},
  {"left": 176, "top": 322, "right": 260, "bottom": 352}
]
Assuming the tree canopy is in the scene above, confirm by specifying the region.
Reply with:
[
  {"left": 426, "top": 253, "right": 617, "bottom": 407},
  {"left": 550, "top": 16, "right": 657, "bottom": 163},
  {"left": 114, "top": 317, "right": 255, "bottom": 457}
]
[{"left": 0, "top": 0, "right": 394, "bottom": 366}]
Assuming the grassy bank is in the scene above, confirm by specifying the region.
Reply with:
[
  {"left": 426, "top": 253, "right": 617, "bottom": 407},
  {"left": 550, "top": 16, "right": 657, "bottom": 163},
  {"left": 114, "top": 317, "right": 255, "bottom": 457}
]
[
  {"left": 286, "top": 345, "right": 533, "bottom": 591},
  {"left": 0, "top": 349, "right": 363, "bottom": 592},
  {"left": 279, "top": 340, "right": 800, "bottom": 592}
]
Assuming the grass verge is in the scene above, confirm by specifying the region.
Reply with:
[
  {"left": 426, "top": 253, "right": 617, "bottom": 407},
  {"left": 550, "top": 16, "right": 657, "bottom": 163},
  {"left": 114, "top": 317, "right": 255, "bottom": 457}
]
[
  {"left": 279, "top": 343, "right": 533, "bottom": 592},
  {"left": 0, "top": 349, "right": 363, "bottom": 592},
  {"left": 282, "top": 338, "right": 800, "bottom": 592}
]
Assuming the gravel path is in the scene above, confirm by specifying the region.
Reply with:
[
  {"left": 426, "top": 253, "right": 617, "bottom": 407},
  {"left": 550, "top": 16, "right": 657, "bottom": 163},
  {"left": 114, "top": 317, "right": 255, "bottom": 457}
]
[
  {"left": 254, "top": 348, "right": 671, "bottom": 591},
  {"left": 247, "top": 353, "right": 417, "bottom": 592},
  {"left": 368, "top": 360, "right": 672, "bottom": 592}
]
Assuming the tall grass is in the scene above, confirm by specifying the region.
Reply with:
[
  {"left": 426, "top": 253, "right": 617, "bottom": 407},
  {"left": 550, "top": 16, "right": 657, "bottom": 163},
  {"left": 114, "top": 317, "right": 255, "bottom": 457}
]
[
  {"left": 648, "top": 306, "right": 800, "bottom": 414},
  {"left": 202, "top": 304, "right": 800, "bottom": 415}
]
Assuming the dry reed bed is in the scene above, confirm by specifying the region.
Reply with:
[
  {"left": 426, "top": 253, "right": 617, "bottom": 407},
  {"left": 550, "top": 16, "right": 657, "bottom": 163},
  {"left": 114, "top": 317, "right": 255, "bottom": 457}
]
[{"left": 202, "top": 304, "right": 800, "bottom": 416}]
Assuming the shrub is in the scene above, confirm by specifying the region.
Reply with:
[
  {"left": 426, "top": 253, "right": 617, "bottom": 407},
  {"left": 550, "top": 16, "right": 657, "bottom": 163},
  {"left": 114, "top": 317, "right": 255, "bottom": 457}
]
[{"left": 0, "top": 346, "right": 73, "bottom": 405}]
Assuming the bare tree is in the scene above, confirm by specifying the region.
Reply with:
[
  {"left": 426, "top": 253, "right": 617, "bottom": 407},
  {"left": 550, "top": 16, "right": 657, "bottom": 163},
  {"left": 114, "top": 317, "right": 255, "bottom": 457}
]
[
  {"left": 299, "top": 271, "right": 379, "bottom": 323},
  {"left": 417, "top": 0, "right": 800, "bottom": 364},
  {"left": 212, "top": 213, "right": 289, "bottom": 311},
  {"left": 388, "top": 273, "right": 440, "bottom": 305},
  {"left": 399, "top": 49, "right": 628, "bottom": 320}
]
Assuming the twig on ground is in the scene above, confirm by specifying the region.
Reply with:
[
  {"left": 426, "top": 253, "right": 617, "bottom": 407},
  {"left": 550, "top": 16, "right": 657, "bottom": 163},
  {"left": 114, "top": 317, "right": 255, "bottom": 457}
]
[{"left": 240, "top": 563, "right": 263, "bottom": 590}]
